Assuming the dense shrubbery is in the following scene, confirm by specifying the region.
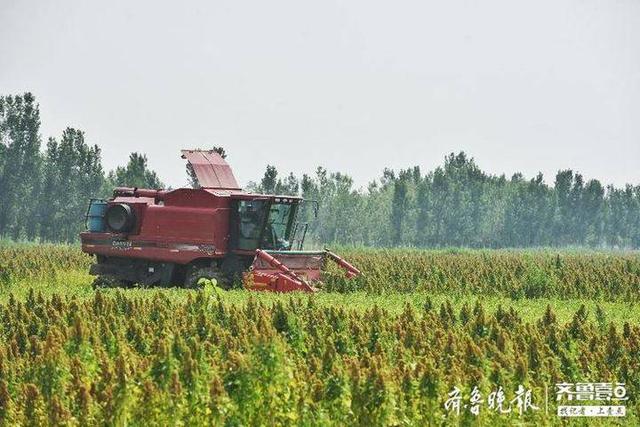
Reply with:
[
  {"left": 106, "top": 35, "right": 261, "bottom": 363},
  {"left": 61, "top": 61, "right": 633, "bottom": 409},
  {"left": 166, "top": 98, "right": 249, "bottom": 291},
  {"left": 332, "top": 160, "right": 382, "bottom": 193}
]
[{"left": 0, "top": 290, "right": 638, "bottom": 425}]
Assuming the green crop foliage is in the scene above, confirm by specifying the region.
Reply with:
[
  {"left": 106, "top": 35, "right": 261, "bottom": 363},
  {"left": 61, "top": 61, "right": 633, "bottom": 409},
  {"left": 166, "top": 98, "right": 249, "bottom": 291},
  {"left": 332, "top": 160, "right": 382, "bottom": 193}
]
[
  {"left": 324, "top": 247, "right": 640, "bottom": 301},
  {"left": 0, "top": 243, "right": 639, "bottom": 425}
]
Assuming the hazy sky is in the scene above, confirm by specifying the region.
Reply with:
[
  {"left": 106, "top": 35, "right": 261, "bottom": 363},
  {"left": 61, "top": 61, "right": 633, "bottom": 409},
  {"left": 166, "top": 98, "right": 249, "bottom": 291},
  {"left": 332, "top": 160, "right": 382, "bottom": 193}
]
[{"left": 1, "top": 0, "right": 638, "bottom": 189}]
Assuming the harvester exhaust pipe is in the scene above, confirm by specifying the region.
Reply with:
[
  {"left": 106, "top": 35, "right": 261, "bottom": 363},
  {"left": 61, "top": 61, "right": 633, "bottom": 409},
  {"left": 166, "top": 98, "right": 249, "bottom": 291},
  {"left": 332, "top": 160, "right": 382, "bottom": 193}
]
[{"left": 113, "top": 187, "right": 167, "bottom": 200}]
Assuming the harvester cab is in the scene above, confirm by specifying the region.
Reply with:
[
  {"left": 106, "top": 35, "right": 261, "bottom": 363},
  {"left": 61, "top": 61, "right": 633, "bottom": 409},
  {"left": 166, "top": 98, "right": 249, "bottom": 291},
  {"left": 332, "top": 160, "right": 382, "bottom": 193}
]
[
  {"left": 230, "top": 196, "right": 298, "bottom": 252},
  {"left": 80, "top": 150, "right": 359, "bottom": 292}
]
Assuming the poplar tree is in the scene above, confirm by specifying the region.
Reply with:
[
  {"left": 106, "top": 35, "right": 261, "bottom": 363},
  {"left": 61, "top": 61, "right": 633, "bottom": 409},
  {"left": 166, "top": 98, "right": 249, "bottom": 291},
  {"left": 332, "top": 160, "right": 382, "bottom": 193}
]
[
  {"left": 0, "top": 93, "right": 42, "bottom": 239},
  {"left": 109, "top": 153, "right": 163, "bottom": 189}
]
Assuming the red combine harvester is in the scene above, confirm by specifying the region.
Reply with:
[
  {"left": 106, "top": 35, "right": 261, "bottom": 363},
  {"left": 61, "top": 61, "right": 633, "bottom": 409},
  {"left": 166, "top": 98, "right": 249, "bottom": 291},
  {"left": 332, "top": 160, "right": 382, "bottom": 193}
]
[{"left": 79, "top": 150, "right": 359, "bottom": 292}]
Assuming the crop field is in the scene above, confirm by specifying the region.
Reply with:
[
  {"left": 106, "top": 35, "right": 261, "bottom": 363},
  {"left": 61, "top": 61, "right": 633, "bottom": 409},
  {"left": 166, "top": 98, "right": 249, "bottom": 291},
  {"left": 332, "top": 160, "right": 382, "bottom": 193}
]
[{"left": 1, "top": 243, "right": 640, "bottom": 425}]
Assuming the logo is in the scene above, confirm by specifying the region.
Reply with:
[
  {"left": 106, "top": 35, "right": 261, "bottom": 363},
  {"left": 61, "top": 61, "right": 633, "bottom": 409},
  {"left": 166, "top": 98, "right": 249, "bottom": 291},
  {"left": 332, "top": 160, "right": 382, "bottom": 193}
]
[
  {"left": 556, "top": 382, "right": 627, "bottom": 417},
  {"left": 444, "top": 384, "right": 539, "bottom": 417},
  {"left": 443, "top": 382, "right": 629, "bottom": 419},
  {"left": 111, "top": 240, "right": 132, "bottom": 250}
]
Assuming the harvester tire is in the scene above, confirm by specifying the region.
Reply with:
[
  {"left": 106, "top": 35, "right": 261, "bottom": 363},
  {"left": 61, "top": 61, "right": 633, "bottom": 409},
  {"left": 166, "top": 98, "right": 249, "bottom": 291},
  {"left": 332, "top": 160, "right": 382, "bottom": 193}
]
[
  {"left": 92, "top": 275, "right": 132, "bottom": 289},
  {"left": 184, "top": 265, "right": 228, "bottom": 289}
]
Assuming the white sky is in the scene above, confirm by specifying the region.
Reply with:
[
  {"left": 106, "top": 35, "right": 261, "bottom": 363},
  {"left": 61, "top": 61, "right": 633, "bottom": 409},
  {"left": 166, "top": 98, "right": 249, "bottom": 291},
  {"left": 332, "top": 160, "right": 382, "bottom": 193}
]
[{"left": 1, "top": 0, "right": 639, "bottom": 189}]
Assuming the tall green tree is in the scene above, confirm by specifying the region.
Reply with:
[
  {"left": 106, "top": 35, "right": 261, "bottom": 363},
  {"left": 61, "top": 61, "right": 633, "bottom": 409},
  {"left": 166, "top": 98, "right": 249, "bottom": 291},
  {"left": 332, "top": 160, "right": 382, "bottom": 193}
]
[
  {"left": 391, "top": 171, "right": 410, "bottom": 245},
  {"left": 275, "top": 173, "right": 299, "bottom": 196},
  {"left": 39, "top": 128, "right": 106, "bottom": 242},
  {"left": 553, "top": 170, "right": 574, "bottom": 245},
  {"left": 259, "top": 165, "right": 278, "bottom": 194},
  {"left": 109, "top": 153, "right": 163, "bottom": 189},
  {"left": 581, "top": 179, "right": 605, "bottom": 245},
  {"left": 0, "top": 93, "right": 42, "bottom": 239}
]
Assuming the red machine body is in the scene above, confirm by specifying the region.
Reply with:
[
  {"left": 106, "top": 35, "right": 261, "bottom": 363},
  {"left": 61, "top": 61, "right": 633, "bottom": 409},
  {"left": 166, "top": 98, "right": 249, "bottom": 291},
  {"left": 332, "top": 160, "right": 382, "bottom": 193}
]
[{"left": 80, "top": 150, "right": 359, "bottom": 292}]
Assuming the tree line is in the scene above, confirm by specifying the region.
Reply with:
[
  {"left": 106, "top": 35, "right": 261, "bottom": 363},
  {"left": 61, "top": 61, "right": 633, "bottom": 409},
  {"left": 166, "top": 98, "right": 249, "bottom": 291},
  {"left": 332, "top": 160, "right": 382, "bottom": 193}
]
[
  {"left": 1, "top": 92, "right": 638, "bottom": 248},
  {"left": 259, "top": 153, "right": 639, "bottom": 249},
  {"left": 0, "top": 93, "right": 162, "bottom": 242}
]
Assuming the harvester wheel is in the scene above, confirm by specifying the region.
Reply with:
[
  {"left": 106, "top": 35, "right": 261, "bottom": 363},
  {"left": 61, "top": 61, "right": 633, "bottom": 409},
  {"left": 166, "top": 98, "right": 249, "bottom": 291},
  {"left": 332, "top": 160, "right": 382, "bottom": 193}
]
[
  {"left": 184, "top": 265, "right": 228, "bottom": 289},
  {"left": 92, "top": 275, "right": 132, "bottom": 289}
]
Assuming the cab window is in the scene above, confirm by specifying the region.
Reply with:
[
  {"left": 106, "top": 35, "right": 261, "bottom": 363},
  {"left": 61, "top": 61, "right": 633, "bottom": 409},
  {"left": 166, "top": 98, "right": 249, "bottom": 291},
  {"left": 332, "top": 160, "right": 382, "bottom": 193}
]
[
  {"left": 262, "top": 203, "right": 295, "bottom": 250},
  {"left": 235, "top": 200, "right": 267, "bottom": 250}
]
